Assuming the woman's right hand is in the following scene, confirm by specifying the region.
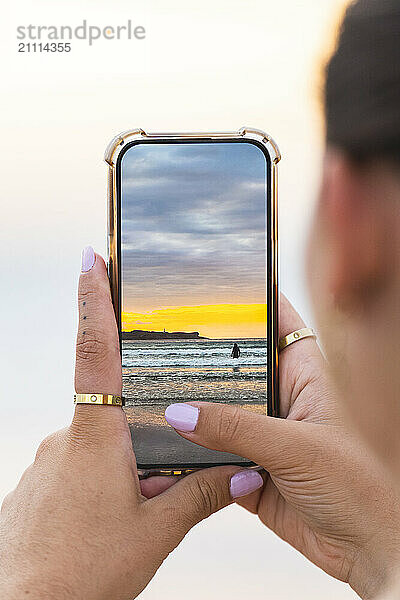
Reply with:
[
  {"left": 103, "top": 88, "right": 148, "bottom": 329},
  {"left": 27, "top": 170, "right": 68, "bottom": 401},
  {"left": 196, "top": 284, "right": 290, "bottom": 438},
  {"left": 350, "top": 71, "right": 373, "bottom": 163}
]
[{"left": 164, "top": 296, "right": 400, "bottom": 599}]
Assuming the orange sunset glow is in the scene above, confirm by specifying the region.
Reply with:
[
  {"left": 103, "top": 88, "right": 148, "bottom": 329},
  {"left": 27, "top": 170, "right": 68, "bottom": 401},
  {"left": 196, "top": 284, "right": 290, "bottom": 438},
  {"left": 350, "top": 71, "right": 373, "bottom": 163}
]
[{"left": 122, "top": 303, "right": 267, "bottom": 339}]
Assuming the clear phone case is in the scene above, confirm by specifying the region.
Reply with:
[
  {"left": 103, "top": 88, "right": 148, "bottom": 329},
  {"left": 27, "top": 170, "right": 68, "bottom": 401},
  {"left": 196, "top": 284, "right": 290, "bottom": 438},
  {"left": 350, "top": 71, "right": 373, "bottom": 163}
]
[{"left": 105, "top": 127, "right": 280, "bottom": 477}]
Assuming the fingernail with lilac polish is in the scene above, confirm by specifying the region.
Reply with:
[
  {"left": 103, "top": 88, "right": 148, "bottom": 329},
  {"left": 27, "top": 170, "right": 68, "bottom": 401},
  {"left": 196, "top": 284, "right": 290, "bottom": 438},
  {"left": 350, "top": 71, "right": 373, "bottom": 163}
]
[
  {"left": 81, "top": 246, "right": 95, "bottom": 272},
  {"left": 230, "top": 470, "right": 264, "bottom": 499},
  {"left": 165, "top": 403, "right": 199, "bottom": 432}
]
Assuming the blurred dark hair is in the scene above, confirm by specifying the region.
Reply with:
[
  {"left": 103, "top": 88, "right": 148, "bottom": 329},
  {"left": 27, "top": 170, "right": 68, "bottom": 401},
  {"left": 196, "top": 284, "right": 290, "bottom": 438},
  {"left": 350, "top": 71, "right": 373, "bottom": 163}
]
[{"left": 325, "top": 0, "right": 400, "bottom": 162}]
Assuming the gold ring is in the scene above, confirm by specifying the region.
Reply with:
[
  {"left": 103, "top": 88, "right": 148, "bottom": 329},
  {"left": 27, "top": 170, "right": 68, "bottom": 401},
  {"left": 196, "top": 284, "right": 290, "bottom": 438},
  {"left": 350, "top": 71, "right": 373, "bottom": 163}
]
[
  {"left": 74, "top": 394, "right": 125, "bottom": 406},
  {"left": 279, "top": 327, "right": 316, "bottom": 352}
]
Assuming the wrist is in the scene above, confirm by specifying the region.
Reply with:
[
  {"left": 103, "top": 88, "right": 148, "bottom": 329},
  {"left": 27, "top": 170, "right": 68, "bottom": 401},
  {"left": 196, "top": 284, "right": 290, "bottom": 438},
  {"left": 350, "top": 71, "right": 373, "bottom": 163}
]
[{"left": 349, "top": 537, "right": 400, "bottom": 599}]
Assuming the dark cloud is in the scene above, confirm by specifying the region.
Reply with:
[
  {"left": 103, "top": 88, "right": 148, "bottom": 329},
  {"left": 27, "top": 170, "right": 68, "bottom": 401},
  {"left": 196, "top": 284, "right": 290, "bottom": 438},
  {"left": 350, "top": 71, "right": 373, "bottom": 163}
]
[{"left": 121, "top": 142, "right": 268, "bottom": 309}]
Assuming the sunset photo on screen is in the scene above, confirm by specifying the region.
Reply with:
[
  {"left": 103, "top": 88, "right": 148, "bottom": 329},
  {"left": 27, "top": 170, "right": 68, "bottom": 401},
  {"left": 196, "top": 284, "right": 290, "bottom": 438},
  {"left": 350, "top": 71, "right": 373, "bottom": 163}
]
[{"left": 121, "top": 141, "right": 269, "bottom": 464}]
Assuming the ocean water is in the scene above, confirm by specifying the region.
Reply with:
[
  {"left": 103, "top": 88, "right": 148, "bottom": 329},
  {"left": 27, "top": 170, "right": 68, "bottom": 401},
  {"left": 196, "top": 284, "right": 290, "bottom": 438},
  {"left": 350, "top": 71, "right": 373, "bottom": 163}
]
[
  {"left": 122, "top": 339, "right": 268, "bottom": 466},
  {"left": 123, "top": 338, "right": 267, "bottom": 403},
  {"left": 123, "top": 338, "right": 267, "bottom": 369}
]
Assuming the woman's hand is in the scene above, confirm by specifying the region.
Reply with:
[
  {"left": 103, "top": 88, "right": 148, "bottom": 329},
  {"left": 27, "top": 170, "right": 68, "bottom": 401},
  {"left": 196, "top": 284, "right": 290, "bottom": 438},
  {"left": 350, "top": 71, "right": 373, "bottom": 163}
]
[
  {"left": 164, "top": 296, "right": 400, "bottom": 599},
  {"left": 0, "top": 249, "right": 264, "bottom": 600}
]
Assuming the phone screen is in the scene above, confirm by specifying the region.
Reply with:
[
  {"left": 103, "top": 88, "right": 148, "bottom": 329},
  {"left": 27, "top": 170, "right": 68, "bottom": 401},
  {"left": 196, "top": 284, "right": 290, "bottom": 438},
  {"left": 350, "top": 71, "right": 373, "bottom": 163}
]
[{"left": 118, "top": 140, "right": 273, "bottom": 468}]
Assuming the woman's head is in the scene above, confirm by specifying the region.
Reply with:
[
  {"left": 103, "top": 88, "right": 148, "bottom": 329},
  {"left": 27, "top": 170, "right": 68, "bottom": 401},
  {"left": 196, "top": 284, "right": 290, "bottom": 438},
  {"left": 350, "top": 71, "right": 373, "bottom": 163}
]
[
  {"left": 325, "top": 0, "right": 400, "bottom": 161},
  {"left": 308, "top": 0, "right": 400, "bottom": 470}
]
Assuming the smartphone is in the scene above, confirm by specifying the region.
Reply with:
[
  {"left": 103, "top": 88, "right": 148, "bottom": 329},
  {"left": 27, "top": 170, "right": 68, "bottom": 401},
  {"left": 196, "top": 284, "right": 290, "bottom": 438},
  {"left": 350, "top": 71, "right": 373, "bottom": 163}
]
[{"left": 105, "top": 127, "right": 280, "bottom": 476}]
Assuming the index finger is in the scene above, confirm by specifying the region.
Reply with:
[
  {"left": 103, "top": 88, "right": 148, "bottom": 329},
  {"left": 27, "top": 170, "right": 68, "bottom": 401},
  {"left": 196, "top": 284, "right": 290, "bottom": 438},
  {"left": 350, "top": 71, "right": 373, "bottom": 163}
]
[
  {"left": 72, "top": 247, "right": 130, "bottom": 444},
  {"left": 278, "top": 294, "right": 326, "bottom": 417}
]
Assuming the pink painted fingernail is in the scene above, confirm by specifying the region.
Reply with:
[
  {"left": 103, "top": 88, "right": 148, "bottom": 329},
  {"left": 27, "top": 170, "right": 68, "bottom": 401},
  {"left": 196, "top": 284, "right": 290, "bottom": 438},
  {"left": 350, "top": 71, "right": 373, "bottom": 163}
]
[
  {"left": 230, "top": 470, "right": 264, "bottom": 499},
  {"left": 165, "top": 403, "right": 199, "bottom": 432},
  {"left": 81, "top": 246, "right": 95, "bottom": 272}
]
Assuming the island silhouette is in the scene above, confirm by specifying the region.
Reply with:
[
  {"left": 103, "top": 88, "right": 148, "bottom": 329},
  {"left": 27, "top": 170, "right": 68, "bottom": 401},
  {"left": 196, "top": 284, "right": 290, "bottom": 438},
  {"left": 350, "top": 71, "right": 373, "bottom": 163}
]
[{"left": 122, "top": 329, "right": 208, "bottom": 340}]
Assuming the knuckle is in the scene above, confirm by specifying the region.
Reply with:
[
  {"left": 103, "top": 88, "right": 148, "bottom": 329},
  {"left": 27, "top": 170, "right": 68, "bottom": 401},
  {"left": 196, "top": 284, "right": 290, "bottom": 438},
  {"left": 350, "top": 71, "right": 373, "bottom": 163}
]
[
  {"left": 78, "top": 287, "right": 97, "bottom": 303},
  {"left": 35, "top": 432, "right": 58, "bottom": 460},
  {"left": 68, "top": 408, "right": 127, "bottom": 449},
  {"left": 187, "top": 475, "right": 223, "bottom": 517},
  {"left": 66, "top": 420, "right": 97, "bottom": 451},
  {"left": 76, "top": 330, "right": 115, "bottom": 363},
  {"left": 216, "top": 405, "right": 243, "bottom": 445},
  {"left": 78, "top": 277, "right": 110, "bottom": 305}
]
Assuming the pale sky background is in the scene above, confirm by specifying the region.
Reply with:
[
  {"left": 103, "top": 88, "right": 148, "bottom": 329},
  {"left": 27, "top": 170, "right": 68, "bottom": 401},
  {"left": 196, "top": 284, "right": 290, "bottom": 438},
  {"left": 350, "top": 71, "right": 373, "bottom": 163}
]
[{"left": 0, "top": 0, "right": 357, "bottom": 598}]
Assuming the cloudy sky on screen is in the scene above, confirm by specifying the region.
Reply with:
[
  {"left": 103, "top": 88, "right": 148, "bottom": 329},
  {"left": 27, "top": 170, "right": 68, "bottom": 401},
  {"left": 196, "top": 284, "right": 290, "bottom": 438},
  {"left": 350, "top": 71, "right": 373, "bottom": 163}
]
[{"left": 121, "top": 141, "right": 268, "bottom": 313}]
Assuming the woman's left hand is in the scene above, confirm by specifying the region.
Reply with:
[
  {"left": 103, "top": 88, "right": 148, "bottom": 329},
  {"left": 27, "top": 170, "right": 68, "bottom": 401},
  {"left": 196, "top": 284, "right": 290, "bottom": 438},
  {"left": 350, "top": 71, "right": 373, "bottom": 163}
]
[{"left": 0, "top": 250, "right": 262, "bottom": 600}]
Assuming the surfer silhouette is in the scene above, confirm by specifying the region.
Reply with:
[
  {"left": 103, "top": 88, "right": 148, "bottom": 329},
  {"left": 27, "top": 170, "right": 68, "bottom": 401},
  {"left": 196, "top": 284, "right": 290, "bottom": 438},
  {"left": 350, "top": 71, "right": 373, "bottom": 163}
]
[{"left": 231, "top": 343, "right": 240, "bottom": 359}]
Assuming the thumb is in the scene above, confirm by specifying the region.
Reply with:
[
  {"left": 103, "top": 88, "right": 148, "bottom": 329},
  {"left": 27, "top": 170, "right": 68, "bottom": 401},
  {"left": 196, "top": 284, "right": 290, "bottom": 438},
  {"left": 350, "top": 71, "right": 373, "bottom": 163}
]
[
  {"left": 144, "top": 465, "right": 264, "bottom": 545},
  {"left": 73, "top": 246, "right": 125, "bottom": 435},
  {"left": 164, "top": 402, "right": 323, "bottom": 474}
]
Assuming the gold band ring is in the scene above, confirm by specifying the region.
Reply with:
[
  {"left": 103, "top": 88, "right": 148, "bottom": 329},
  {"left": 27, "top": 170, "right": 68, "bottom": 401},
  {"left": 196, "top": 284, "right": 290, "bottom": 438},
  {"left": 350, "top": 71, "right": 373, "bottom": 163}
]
[
  {"left": 74, "top": 394, "right": 125, "bottom": 406},
  {"left": 279, "top": 327, "right": 316, "bottom": 352}
]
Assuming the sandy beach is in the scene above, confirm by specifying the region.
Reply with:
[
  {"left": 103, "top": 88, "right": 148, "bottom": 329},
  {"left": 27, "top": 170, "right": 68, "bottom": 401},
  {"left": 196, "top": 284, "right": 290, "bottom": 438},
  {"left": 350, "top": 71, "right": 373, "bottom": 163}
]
[
  {"left": 125, "top": 401, "right": 266, "bottom": 466},
  {"left": 122, "top": 338, "right": 268, "bottom": 466}
]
